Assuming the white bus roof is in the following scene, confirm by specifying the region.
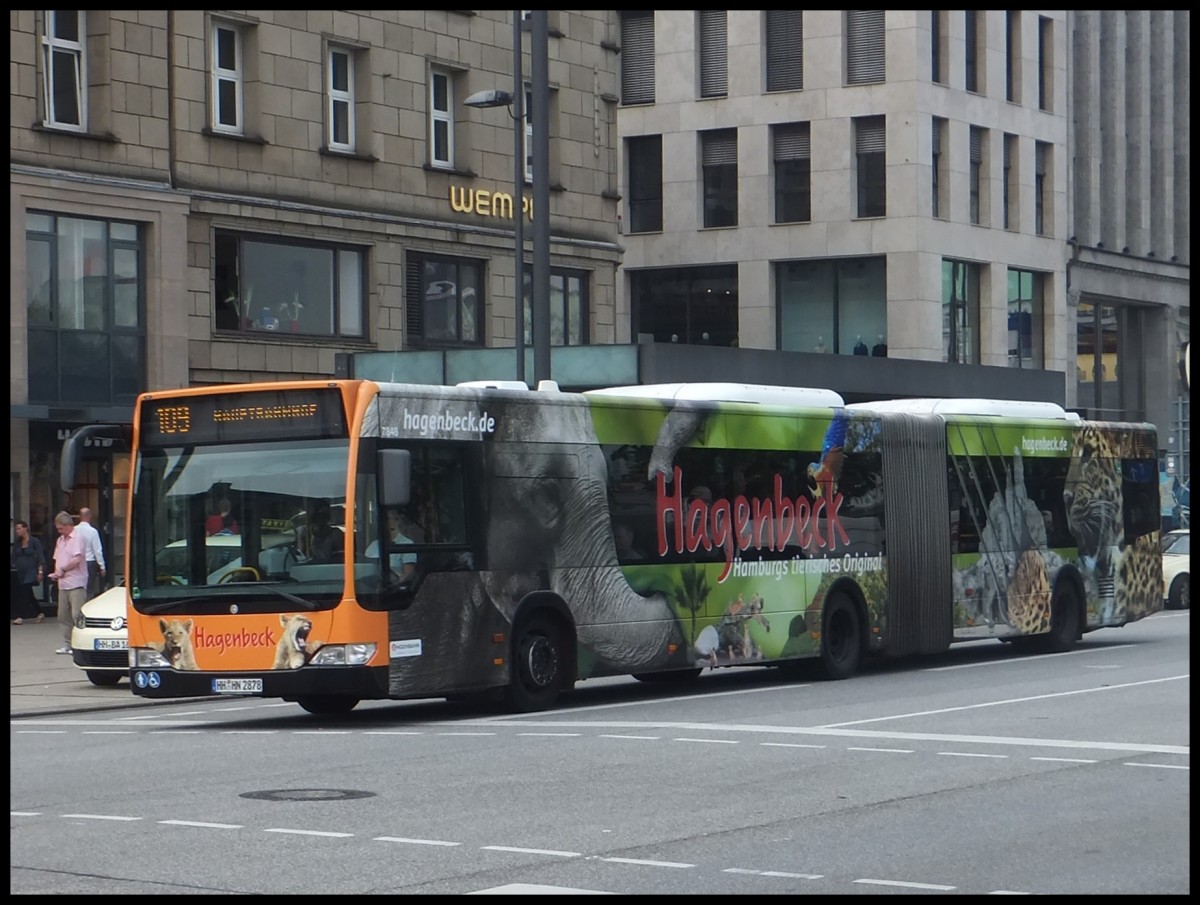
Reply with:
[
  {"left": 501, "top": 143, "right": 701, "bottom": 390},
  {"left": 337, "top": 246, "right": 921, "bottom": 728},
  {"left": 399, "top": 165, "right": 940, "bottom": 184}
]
[
  {"left": 585, "top": 382, "right": 845, "bottom": 408},
  {"left": 845, "top": 397, "right": 1075, "bottom": 420}
]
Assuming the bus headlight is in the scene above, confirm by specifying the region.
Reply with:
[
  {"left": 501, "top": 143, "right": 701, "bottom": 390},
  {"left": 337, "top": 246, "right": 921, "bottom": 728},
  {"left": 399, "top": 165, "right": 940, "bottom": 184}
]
[
  {"left": 133, "top": 647, "right": 172, "bottom": 668},
  {"left": 309, "top": 643, "right": 377, "bottom": 666}
]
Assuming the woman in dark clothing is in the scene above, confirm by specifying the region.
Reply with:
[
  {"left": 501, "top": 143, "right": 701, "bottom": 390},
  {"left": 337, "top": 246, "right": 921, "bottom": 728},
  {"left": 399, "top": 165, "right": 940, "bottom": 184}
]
[{"left": 11, "top": 520, "right": 46, "bottom": 624}]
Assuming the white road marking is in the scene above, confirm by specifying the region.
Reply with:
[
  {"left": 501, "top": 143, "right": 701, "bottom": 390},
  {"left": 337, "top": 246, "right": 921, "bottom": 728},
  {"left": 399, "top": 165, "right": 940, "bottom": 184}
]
[
  {"left": 848, "top": 747, "right": 914, "bottom": 754},
  {"left": 80, "top": 730, "right": 136, "bottom": 735},
  {"left": 159, "top": 819, "right": 242, "bottom": 829},
  {"left": 856, "top": 878, "right": 956, "bottom": 890},
  {"left": 517, "top": 732, "right": 582, "bottom": 737},
  {"left": 1030, "top": 756, "right": 1098, "bottom": 764},
  {"left": 362, "top": 730, "right": 424, "bottom": 735},
  {"left": 467, "top": 883, "right": 613, "bottom": 895},
  {"left": 1123, "top": 762, "right": 1188, "bottom": 770},
  {"left": 598, "top": 734, "right": 659, "bottom": 740},
  {"left": 11, "top": 811, "right": 41, "bottom": 817},
  {"left": 264, "top": 828, "right": 353, "bottom": 837},
  {"left": 819, "top": 675, "right": 1189, "bottom": 728},
  {"left": 673, "top": 737, "right": 739, "bottom": 744},
  {"left": 483, "top": 845, "right": 581, "bottom": 858},
  {"left": 375, "top": 836, "right": 461, "bottom": 847},
  {"left": 62, "top": 813, "right": 140, "bottom": 821},
  {"left": 723, "top": 867, "right": 823, "bottom": 879},
  {"left": 760, "top": 741, "right": 826, "bottom": 749},
  {"left": 600, "top": 856, "right": 694, "bottom": 868},
  {"left": 938, "top": 751, "right": 1008, "bottom": 759}
]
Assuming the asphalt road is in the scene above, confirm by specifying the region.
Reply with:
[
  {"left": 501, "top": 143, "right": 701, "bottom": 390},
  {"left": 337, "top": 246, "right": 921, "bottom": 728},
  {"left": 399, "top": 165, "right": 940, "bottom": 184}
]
[{"left": 10, "top": 610, "right": 1191, "bottom": 894}]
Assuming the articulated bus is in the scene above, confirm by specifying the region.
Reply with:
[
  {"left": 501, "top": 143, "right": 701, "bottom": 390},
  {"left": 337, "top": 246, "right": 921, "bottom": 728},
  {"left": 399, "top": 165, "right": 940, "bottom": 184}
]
[{"left": 62, "top": 379, "right": 1163, "bottom": 715}]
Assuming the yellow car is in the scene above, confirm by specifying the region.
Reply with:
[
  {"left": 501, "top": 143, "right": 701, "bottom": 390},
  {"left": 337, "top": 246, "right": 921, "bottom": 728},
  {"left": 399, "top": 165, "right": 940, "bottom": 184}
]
[{"left": 1162, "top": 529, "right": 1190, "bottom": 610}]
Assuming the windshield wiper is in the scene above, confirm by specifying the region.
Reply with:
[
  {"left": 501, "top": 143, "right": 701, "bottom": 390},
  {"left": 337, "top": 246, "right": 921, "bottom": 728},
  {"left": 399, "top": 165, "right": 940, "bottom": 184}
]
[
  {"left": 255, "top": 583, "right": 319, "bottom": 611},
  {"left": 142, "top": 597, "right": 208, "bottom": 615}
]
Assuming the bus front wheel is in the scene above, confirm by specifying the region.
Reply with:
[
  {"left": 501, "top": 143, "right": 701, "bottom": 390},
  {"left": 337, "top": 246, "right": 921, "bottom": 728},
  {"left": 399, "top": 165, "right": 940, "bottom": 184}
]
[
  {"left": 505, "top": 614, "right": 565, "bottom": 713},
  {"left": 296, "top": 695, "right": 359, "bottom": 715},
  {"left": 819, "top": 593, "right": 862, "bottom": 680}
]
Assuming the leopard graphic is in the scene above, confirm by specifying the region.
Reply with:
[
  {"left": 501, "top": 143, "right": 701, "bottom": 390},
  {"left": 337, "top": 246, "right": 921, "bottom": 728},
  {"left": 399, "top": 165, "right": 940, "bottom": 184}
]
[
  {"left": 1006, "top": 548, "right": 1051, "bottom": 635},
  {"left": 1064, "top": 423, "right": 1161, "bottom": 623}
]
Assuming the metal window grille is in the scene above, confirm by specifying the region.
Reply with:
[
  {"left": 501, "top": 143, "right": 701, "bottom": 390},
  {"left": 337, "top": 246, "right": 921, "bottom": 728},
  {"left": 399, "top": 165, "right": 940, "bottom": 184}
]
[
  {"left": 699, "top": 10, "right": 728, "bottom": 98},
  {"left": 621, "top": 11, "right": 655, "bottom": 105},
  {"left": 766, "top": 10, "right": 803, "bottom": 91},
  {"left": 847, "top": 10, "right": 885, "bottom": 85}
]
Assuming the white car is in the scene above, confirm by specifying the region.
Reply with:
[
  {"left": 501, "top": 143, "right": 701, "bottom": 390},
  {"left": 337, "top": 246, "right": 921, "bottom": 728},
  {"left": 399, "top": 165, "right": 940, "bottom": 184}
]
[
  {"left": 70, "top": 584, "right": 129, "bottom": 686},
  {"left": 1162, "top": 529, "right": 1189, "bottom": 610}
]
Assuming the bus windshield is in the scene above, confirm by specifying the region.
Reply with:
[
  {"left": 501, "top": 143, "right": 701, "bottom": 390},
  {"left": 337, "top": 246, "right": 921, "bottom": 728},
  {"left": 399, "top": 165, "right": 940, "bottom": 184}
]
[{"left": 129, "top": 438, "right": 350, "bottom": 606}]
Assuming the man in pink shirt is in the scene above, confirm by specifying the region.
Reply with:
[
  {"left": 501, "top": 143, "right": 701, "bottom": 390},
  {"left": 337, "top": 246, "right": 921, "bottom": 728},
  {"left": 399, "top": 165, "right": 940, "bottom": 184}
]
[{"left": 48, "top": 510, "right": 88, "bottom": 655}]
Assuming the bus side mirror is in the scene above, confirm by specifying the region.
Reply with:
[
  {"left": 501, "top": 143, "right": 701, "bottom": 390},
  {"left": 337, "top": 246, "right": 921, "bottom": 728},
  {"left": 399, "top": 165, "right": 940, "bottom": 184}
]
[
  {"left": 60, "top": 424, "right": 126, "bottom": 492},
  {"left": 379, "top": 449, "right": 412, "bottom": 508}
]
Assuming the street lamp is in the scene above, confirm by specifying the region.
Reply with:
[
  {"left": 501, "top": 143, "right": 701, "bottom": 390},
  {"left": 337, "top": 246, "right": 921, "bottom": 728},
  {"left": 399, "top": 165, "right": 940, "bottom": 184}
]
[
  {"left": 464, "top": 10, "right": 551, "bottom": 388},
  {"left": 465, "top": 13, "right": 528, "bottom": 385}
]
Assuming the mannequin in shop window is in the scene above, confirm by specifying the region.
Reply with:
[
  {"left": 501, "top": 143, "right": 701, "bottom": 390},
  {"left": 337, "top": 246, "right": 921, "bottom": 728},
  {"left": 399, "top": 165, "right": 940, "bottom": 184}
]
[
  {"left": 853, "top": 335, "right": 869, "bottom": 356},
  {"left": 872, "top": 334, "right": 888, "bottom": 357},
  {"left": 814, "top": 336, "right": 827, "bottom": 354}
]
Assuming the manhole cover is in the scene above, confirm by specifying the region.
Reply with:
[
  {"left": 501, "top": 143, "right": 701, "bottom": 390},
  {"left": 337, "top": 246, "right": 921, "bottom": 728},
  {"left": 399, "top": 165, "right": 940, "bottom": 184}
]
[{"left": 240, "top": 789, "right": 376, "bottom": 802}]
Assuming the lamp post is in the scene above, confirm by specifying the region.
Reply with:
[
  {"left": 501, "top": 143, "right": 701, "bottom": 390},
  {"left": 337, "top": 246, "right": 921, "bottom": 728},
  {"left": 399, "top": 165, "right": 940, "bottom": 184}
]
[{"left": 464, "top": 10, "right": 551, "bottom": 388}]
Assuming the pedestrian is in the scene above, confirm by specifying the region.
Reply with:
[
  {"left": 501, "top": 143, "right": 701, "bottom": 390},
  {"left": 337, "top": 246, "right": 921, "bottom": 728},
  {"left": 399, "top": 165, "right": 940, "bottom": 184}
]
[
  {"left": 11, "top": 520, "right": 47, "bottom": 625},
  {"left": 75, "top": 506, "right": 107, "bottom": 597},
  {"left": 47, "top": 510, "right": 89, "bottom": 655}
]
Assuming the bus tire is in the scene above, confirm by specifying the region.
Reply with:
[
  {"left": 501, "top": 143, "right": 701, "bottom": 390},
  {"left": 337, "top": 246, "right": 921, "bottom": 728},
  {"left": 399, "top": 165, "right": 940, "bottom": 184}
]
[
  {"left": 505, "top": 614, "right": 565, "bottom": 713},
  {"left": 1041, "top": 582, "right": 1082, "bottom": 653},
  {"left": 296, "top": 695, "right": 359, "bottom": 715},
  {"left": 819, "top": 592, "right": 862, "bottom": 680},
  {"left": 633, "top": 668, "right": 702, "bottom": 683},
  {"left": 86, "top": 670, "right": 122, "bottom": 687}
]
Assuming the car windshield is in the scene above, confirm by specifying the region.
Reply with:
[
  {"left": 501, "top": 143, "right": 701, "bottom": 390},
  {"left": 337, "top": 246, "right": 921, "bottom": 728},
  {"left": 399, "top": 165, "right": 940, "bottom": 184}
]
[{"left": 1162, "top": 532, "right": 1189, "bottom": 555}]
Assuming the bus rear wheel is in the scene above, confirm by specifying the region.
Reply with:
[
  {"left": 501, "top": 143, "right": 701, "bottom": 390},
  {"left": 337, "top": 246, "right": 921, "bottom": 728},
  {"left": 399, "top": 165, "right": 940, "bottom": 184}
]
[
  {"left": 296, "top": 695, "right": 359, "bottom": 715},
  {"left": 1040, "top": 583, "right": 1081, "bottom": 653},
  {"left": 505, "top": 614, "right": 565, "bottom": 713},
  {"left": 819, "top": 592, "right": 862, "bottom": 680}
]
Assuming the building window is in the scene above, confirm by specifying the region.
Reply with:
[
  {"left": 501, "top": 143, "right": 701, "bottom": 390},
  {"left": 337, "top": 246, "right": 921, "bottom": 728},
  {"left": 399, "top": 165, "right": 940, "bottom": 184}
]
[
  {"left": 1006, "top": 10, "right": 1021, "bottom": 103},
  {"left": 698, "top": 10, "right": 728, "bottom": 98},
  {"left": 25, "top": 212, "right": 145, "bottom": 405},
  {"left": 931, "top": 10, "right": 947, "bottom": 84},
  {"left": 701, "top": 129, "right": 738, "bottom": 228},
  {"left": 211, "top": 21, "right": 244, "bottom": 135},
  {"left": 1007, "top": 268, "right": 1044, "bottom": 369},
  {"left": 778, "top": 257, "right": 888, "bottom": 356},
  {"left": 1035, "top": 140, "right": 1050, "bottom": 236},
  {"left": 965, "top": 10, "right": 980, "bottom": 93},
  {"left": 521, "top": 266, "right": 589, "bottom": 346},
  {"left": 214, "top": 232, "right": 365, "bottom": 338},
  {"left": 855, "top": 116, "right": 886, "bottom": 218},
  {"left": 943, "top": 259, "right": 981, "bottom": 364},
  {"left": 846, "top": 10, "right": 885, "bottom": 85},
  {"left": 773, "top": 123, "right": 811, "bottom": 224},
  {"left": 1003, "top": 133, "right": 1018, "bottom": 230},
  {"left": 969, "top": 126, "right": 986, "bottom": 225},
  {"left": 41, "top": 10, "right": 86, "bottom": 130},
  {"left": 626, "top": 135, "right": 663, "bottom": 233},
  {"left": 765, "top": 10, "right": 803, "bottom": 92},
  {"left": 404, "top": 252, "right": 483, "bottom": 346},
  {"left": 429, "top": 67, "right": 455, "bottom": 169},
  {"left": 932, "top": 116, "right": 947, "bottom": 219},
  {"left": 620, "top": 11, "right": 655, "bottom": 105},
  {"left": 1076, "top": 302, "right": 1151, "bottom": 423},
  {"left": 630, "top": 264, "right": 738, "bottom": 347},
  {"left": 1038, "top": 16, "right": 1052, "bottom": 111},
  {"left": 327, "top": 46, "right": 355, "bottom": 152}
]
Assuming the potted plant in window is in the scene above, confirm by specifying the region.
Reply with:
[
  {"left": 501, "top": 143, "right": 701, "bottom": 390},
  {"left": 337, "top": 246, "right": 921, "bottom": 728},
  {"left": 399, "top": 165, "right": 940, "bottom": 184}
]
[
  {"left": 277, "top": 292, "right": 304, "bottom": 332},
  {"left": 223, "top": 284, "right": 255, "bottom": 330}
]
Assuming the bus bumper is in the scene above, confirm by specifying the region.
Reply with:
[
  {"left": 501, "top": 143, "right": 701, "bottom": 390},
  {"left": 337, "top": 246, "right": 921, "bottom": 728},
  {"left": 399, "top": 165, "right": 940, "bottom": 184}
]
[{"left": 129, "top": 664, "right": 390, "bottom": 700}]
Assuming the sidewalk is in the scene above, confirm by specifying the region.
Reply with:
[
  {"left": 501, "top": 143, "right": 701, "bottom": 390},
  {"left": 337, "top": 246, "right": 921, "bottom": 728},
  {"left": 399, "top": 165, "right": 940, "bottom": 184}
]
[{"left": 9, "top": 615, "right": 200, "bottom": 719}]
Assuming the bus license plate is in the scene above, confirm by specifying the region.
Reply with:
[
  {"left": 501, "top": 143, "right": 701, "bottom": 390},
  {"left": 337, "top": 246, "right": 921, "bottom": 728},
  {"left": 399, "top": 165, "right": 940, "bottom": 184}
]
[
  {"left": 212, "top": 678, "right": 263, "bottom": 694},
  {"left": 95, "top": 639, "right": 127, "bottom": 651}
]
